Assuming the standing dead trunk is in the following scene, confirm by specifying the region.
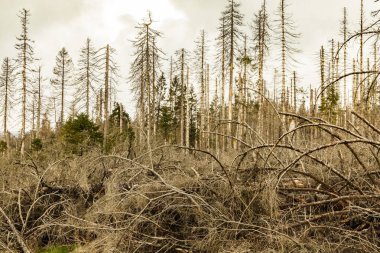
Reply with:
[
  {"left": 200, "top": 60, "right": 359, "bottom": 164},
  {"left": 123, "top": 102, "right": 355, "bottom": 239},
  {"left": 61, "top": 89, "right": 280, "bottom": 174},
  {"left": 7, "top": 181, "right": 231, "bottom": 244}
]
[
  {"left": 36, "top": 67, "right": 42, "bottom": 138},
  {"left": 185, "top": 66, "right": 190, "bottom": 151},
  {"left": 119, "top": 103, "right": 123, "bottom": 134},
  {"left": 180, "top": 48, "right": 185, "bottom": 146},
  {"left": 103, "top": 45, "right": 110, "bottom": 151}
]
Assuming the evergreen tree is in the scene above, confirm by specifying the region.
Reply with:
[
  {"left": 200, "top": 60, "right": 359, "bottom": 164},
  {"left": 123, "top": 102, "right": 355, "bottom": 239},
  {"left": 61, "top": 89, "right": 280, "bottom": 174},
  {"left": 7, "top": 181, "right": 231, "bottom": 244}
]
[
  {"left": 50, "top": 47, "right": 74, "bottom": 126},
  {"left": 217, "top": 0, "right": 244, "bottom": 147},
  {"left": 15, "top": 8, "right": 35, "bottom": 155},
  {"left": 0, "top": 58, "right": 16, "bottom": 148},
  {"left": 75, "top": 38, "right": 100, "bottom": 116}
]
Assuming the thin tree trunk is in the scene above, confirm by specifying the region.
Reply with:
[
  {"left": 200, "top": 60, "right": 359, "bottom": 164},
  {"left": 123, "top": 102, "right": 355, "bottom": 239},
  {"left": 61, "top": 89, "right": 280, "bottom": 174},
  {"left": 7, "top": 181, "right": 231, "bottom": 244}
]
[
  {"left": 103, "top": 45, "right": 110, "bottom": 151},
  {"left": 200, "top": 31, "right": 205, "bottom": 149},
  {"left": 3, "top": 58, "right": 9, "bottom": 141},
  {"left": 146, "top": 25, "right": 151, "bottom": 147},
  {"left": 60, "top": 53, "right": 65, "bottom": 126},
  {"left": 281, "top": 0, "right": 286, "bottom": 112},
  {"left": 206, "top": 64, "right": 210, "bottom": 149},
  {"left": 360, "top": 0, "right": 364, "bottom": 112},
  {"left": 37, "top": 67, "right": 42, "bottom": 138},
  {"left": 320, "top": 46, "right": 325, "bottom": 111},
  {"left": 180, "top": 48, "right": 185, "bottom": 146},
  {"left": 152, "top": 38, "right": 156, "bottom": 138},
  {"left": 21, "top": 11, "right": 27, "bottom": 155},
  {"left": 293, "top": 71, "right": 297, "bottom": 111},
  {"left": 185, "top": 66, "right": 190, "bottom": 151},
  {"left": 119, "top": 103, "right": 123, "bottom": 134},
  {"left": 228, "top": 0, "right": 235, "bottom": 148},
  {"left": 86, "top": 39, "right": 90, "bottom": 115},
  {"left": 221, "top": 20, "right": 226, "bottom": 152}
]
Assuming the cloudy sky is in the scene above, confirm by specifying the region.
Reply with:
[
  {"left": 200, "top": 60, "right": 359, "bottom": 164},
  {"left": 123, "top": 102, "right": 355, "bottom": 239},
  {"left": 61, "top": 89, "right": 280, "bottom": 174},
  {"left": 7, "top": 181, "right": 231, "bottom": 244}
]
[{"left": 0, "top": 0, "right": 378, "bottom": 126}]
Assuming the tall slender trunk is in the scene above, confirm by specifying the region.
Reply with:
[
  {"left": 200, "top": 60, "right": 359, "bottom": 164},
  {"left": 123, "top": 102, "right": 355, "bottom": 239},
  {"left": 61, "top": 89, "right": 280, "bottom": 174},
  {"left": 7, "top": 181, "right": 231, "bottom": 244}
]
[
  {"left": 140, "top": 46, "right": 145, "bottom": 145},
  {"left": 320, "top": 46, "right": 325, "bottom": 111},
  {"left": 243, "top": 35, "right": 247, "bottom": 140},
  {"left": 206, "top": 64, "right": 210, "bottom": 149},
  {"left": 353, "top": 59, "right": 357, "bottom": 109},
  {"left": 99, "top": 88, "right": 103, "bottom": 121},
  {"left": 146, "top": 26, "right": 151, "bottom": 147},
  {"left": 37, "top": 67, "right": 42, "bottom": 138},
  {"left": 60, "top": 51, "right": 65, "bottom": 126},
  {"left": 180, "top": 48, "right": 185, "bottom": 146},
  {"left": 228, "top": 0, "right": 235, "bottom": 148},
  {"left": 373, "top": 42, "right": 377, "bottom": 108},
  {"left": 169, "top": 57, "right": 173, "bottom": 111},
  {"left": 21, "top": 11, "right": 27, "bottom": 155},
  {"left": 221, "top": 20, "right": 226, "bottom": 151},
  {"left": 214, "top": 78, "right": 219, "bottom": 152},
  {"left": 152, "top": 39, "right": 157, "bottom": 138},
  {"left": 103, "top": 45, "right": 110, "bottom": 151},
  {"left": 3, "top": 58, "right": 9, "bottom": 146},
  {"left": 360, "top": 0, "right": 364, "bottom": 112},
  {"left": 86, "top": 39, "right": 90, "bottom": 115},
  {"left": 200, "top": 31, "right": 205, "bottom": 149},
  {"left": 343, "top": 7, "right": 347, "bottom": 109},
  {"left": 293, "top": 71, "right": 297, "bottom": 111},
  {"left": 119, "top": 103, "right": 123, "bottom": 134},
  {"left": 185, "top": 66, "right": 190, "bottom": 150},
  {"left": 281, "top": 0, "right": 286, "bottom": 112}
]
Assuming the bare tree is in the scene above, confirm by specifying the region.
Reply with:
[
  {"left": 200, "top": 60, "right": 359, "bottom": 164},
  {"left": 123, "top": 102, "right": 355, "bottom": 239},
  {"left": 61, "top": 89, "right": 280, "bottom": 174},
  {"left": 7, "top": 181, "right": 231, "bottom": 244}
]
[
  {"left": 97, "top": 45, "right": 119, "bottom": 151},
  {"left": 194, "top": 30, "right": 208, "bottom": 148},
  {"left": 50, "top": 47, "right": 74, "bottom": 126},
  {"left": 0, "top": 58, "right": 16, "bottom": 148},
  {"left": 130, "top": 12, "right": 163, "bottom": 147},
  {"left": 75, "top": 38, "right": 99, "bottom": 116},
  {"left": 275, "top": 0, "right": 300, "bottom": 111},
  {"left": 15, "top": 8, "right": 35, "bottom": 155},
  {"left": 218, "top": 0, "right": 244, "bottom": 148},
  {"left": 252, "top": 0, "right": 270, "bottom": 105}
]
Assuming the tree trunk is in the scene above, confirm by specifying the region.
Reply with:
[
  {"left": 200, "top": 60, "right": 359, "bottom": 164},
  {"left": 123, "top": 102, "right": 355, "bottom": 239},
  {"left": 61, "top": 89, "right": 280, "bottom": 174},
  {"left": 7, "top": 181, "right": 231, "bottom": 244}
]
[
  {"left": 60, "top": 52, "right": 65, "bottom": 126},
  {"left": 37, "top": 67, "right": 42, "bottom": 138},
  {"left": 180, "top": 48, "right": 185, "bottom": 146},
  {"left": 103, "top": 45, "right": 110, "bottom": 151},
  {"left": 221, "top": 20, "right": 226, "bottom": 152},
  {"left": 86, "top": 39, "right": 90, "bottom": 116},
  {"left": 281, "top": 0, "right": 286, "bottom": 112},
  {"left": 228, "top": 1, "right": 235, "bottom": 149}
]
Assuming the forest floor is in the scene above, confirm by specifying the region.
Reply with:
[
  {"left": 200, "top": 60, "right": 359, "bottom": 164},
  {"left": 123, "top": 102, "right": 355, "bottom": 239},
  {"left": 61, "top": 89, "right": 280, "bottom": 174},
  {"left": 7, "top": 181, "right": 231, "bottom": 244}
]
[{"left": 1, "top": 129, "right": 380, "bottom": 252}]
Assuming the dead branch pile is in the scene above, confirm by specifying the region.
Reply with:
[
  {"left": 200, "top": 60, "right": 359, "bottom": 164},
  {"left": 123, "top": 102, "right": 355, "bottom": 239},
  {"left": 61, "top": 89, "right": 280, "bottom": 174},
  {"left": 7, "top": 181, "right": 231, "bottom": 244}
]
[{"left": 0, "top": 113, "right": 380, "bottom": 253}]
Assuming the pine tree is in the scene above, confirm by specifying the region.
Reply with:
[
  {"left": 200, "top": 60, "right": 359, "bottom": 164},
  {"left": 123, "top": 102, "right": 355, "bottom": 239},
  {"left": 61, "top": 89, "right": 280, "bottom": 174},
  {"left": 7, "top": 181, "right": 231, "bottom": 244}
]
[
  {"left": 34, "top": 66, "right": 43, "bottom": 138},
  {"left": 218, "top": 0, "right": 244, "bottom": 148},
  {"left": 75, "top": 38, "right": 99, "bottom": 116},
  {"left": 50, "top": 47, "right": 74, "bottom": 126},
  {"left": 275, "top": 0, "right": 300, "bottom": 111},
  {"left": 130, "top": 12, "right": 163, "bottom": 147},
  {"left": 252, "top": 0, "right": 270, "bottom": 104},
  {"left": 0, "top": 58, "right": 16, "bottom": 147},
  {"left": 97, "top": 45, "right": 119, "bottom": 151},
  {"left": 194, "top": 30, "right": 208, "bottom": 148},
  {"left": 15, "top": 9, "right": 35, "bottom": 155}
]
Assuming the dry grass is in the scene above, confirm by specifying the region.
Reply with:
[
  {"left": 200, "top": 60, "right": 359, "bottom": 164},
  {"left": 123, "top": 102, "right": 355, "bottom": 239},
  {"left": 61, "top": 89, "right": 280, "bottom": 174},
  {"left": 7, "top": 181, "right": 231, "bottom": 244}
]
[{"left": 0, "top": 113, "right": 380, "bottom": 252}]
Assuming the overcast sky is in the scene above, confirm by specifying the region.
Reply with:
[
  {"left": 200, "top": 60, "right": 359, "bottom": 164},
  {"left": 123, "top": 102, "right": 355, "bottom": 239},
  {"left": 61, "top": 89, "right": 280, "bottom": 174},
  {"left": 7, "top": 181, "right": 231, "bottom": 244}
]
[{"left": 0, "top": 0, "right": 378, "bottom": 128}]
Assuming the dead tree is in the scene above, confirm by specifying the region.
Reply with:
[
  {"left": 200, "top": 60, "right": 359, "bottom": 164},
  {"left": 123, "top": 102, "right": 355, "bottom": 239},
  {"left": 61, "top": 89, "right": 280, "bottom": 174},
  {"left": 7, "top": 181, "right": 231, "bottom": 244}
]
[
  {"left": 218, "top": 0, "right": 244, "bottom": 148},
  {"left": 0, "top": 58, "right": 16, "bottom": 148},
  {"left": 50, "top": 47, "right": 74, "bottom": 127},
  {"left": 15, "top": 9, "right": 35, "bottom": 155},
  {"left": 76, "top": 38, "right": 99, "bottom": 116}
]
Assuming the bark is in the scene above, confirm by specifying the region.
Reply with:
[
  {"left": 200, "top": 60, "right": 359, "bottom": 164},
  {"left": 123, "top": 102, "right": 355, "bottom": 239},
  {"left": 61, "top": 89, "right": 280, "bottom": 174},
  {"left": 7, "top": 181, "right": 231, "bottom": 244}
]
[
  {"left": 36, "top": 67, "right": 42, "bottom": 138},
  {"left": 228, "top": 0, "right": 235, "bottom": 148},
  {"left": 103, "top": 45, "right": 110, "bottom": 151},
  {"left": 180, "top": 48, "right": 185, "bottom": 146}
]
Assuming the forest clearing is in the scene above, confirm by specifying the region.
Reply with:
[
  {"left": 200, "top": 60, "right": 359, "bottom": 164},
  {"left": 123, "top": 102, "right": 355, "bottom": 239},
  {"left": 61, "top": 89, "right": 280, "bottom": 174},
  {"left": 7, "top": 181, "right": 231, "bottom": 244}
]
[{"left": 0, "top": 0, "right": 380, "bottom": 252}]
